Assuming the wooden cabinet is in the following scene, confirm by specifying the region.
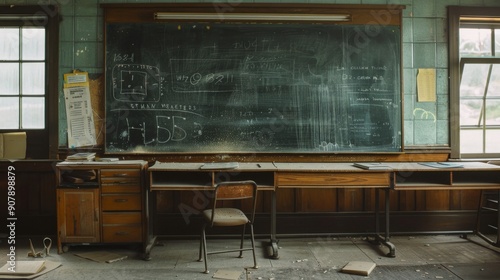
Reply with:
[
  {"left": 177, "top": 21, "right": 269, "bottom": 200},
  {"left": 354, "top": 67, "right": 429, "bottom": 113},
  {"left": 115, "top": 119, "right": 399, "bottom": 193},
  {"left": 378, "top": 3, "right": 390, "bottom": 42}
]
[
  {"left": 56, "top": 161, "right": 147, "bottom": 254},
  {"left": 56, "top": 189, "right": 100, "bottom": 244}
]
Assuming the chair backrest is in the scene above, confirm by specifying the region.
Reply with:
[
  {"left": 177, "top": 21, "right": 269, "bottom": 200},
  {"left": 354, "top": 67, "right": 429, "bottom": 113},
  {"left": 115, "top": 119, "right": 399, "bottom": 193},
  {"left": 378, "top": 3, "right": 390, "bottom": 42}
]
[{"left": 211, "top": 180, "right": 258, "bottom": 222}]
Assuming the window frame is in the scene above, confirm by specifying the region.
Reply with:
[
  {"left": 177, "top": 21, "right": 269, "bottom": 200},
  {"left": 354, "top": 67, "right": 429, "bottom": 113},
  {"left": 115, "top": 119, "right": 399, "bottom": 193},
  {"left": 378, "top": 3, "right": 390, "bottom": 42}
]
[
  {"left": 0, "top": 5, "right": 59, "bottom": 159},
  {"left": 448, "top": 6, "right": 500, "bottom": 159}
]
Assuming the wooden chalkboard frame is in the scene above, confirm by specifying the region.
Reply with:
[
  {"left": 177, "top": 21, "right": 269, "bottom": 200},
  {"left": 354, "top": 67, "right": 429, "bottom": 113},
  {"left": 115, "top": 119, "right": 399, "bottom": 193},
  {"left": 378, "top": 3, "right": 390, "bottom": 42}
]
[{"left": 102, "top": 3, "right": 405, "bottom": 154}]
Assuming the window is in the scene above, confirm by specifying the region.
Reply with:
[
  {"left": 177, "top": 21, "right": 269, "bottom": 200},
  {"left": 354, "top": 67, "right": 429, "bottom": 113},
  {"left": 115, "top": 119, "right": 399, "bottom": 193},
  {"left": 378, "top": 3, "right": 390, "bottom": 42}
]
[
  {"left": 449, "top": 7, "right": 500, "bottom": 159},
  {"left": 0, "top": 5, "right": 59, "bottom": 158},
  {"left": 459, "top": 27, "right": 500, "bottom": 156},
  {"left": 0, "top": 27, "right": 46, "bottom": 129}
]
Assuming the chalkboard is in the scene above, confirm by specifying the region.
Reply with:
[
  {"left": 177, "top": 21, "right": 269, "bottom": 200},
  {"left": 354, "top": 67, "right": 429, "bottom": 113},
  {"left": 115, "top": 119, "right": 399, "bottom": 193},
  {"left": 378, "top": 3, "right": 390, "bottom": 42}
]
[{"left": 105, "top": 22, "right": 401, "bottom": 153}]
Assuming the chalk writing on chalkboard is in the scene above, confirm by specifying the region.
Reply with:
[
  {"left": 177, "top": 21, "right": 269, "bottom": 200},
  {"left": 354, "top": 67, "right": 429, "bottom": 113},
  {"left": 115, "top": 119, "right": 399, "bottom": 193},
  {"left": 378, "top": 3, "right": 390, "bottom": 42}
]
[{"left": 105, "top": 22, "right": 402, "bottom": 153}]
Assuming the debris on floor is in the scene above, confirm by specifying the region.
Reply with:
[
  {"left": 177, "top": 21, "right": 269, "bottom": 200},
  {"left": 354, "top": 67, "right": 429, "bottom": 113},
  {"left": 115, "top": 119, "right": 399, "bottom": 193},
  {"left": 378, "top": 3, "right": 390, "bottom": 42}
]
[{"left": 341, "top": 261, "right": 376, "bottom": 276}]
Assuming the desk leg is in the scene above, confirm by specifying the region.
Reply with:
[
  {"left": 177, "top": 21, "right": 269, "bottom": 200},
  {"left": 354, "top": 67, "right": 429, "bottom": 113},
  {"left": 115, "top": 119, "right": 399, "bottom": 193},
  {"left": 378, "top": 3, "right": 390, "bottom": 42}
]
[
  {"left": 374, "top": 189, "right": 396, "bottom": 258},
  {"left": 143, "top": 190, "right": 158, "bottom": 260},
  {"left": 268, "top": 190, "right": 279, "bottom": 259}
]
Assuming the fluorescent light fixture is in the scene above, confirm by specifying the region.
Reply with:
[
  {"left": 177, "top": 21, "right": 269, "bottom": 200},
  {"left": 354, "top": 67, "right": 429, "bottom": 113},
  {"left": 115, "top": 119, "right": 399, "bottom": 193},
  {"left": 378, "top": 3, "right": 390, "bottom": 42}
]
[
  {"left": 0, "top": 14, "right": 48, "bottom": 21},
  {"left": 154, "top": 12, "right": 351, "bottom": 22}
]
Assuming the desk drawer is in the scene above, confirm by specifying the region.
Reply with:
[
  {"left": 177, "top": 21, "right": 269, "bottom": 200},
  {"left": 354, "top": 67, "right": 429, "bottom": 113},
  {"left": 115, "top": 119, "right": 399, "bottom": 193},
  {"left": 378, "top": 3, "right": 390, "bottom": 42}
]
[
  {"left": 102, "top": 225, "right": 142, "bottom": 243},
  {"left": 101, "top": 169, "right": 140, "bottom": 178},
  {"left": 101, "top": 169, "right": 140, "bottom": 185},
  {"left": 101, "top": 183, "right": 141, "bottom": 194},
  {"left": 102, "top": 212, "right": 142, "bottom": 224},
  {"left": 102, "top": 194, "right": 142, "bottom": 211},
  {"left": 277, "top": 172, "right": 390, "bottom": 187}
]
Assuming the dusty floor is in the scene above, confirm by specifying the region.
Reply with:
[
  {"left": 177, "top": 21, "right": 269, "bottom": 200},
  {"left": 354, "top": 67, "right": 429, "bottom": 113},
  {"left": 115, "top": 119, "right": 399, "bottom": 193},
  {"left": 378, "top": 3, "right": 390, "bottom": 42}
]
[{"left": 2, "top": 234, "right": 500, "bottom": 279}]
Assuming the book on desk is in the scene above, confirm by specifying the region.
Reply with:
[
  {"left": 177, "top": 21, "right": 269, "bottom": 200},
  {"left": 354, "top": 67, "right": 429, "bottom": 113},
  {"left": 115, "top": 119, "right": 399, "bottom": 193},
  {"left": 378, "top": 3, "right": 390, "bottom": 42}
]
[{"left": 353, "top": 162, "right": 391, "bottom": 170}]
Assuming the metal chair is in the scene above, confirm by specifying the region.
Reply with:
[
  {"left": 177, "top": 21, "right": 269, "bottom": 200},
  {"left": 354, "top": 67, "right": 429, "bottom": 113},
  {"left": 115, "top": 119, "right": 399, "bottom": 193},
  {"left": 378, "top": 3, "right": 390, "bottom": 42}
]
[{"left": 198, "top": 180, "right": 259, "bottom": 274}]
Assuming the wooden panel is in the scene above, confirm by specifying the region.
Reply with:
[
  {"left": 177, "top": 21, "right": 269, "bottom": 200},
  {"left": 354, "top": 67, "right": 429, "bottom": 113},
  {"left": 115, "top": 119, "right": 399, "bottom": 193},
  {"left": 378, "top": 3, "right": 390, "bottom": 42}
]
[
  {"left": 454, "top": 190, "right": 480, "bottom": 210},
  {"left": 338, "top": 189, "right": 364, "bottom": 211},
  {"left": 155, "top": 190, "right": 175, "bottom": 213},
  {"left": 57, "top": 189, "right": 100, "bottom": 243},
  {"left": 276, "top": 188, "right": 295, "bottom": 212},
  {"left": 424, "top": 190, "right": 451, "bottom": 211},
  {"left": 296, "top": 189, "right": 337, "bottom": 212},
  {"left": 397, "top": 190, "right": 416, "bottom": 211},
  {"left": 278, "top": 172, "right": 390, "bottom": 187},
  {"left": 102, "top": 3, "right": 404, "bottom": 25}
]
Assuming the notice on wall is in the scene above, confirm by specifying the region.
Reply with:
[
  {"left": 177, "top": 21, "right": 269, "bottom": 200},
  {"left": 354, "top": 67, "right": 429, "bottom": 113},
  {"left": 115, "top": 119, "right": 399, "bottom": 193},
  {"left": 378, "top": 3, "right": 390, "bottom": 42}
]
[
  {"left": 417, "top": 68, "right": 436, "bottom": 102},
  {"left": 63, "top": 71, "right": 97, "bottom": 148}
]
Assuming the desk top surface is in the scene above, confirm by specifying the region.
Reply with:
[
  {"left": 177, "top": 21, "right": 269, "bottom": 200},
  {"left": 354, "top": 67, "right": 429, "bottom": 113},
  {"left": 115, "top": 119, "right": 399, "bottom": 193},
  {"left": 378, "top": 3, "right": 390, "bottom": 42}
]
[
  {"left": 149, "top": 161, "right": 500, "bottom": 172},
  {"left": 57, "top": 160, "right": 147, "bottom": 166},
  {"left": 149, "top": 161, "right": 276, "bottom": 171}
]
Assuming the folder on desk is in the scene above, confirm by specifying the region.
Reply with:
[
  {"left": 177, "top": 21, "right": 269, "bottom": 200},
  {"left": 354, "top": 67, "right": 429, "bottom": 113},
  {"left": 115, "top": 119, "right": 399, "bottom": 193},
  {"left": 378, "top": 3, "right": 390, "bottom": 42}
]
[
  {"left": 200, "top": 162, "right": 239, "bottom": 170},
  {"left": 419, "top": 162, "right": 463, "bottom": 168}
]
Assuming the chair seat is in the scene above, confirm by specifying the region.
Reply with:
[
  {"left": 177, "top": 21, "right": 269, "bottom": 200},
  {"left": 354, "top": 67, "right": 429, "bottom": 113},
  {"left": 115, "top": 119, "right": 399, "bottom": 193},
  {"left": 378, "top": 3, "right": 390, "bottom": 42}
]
[{"left": 203, "top": 208, "right": 249, "bottom": 226}]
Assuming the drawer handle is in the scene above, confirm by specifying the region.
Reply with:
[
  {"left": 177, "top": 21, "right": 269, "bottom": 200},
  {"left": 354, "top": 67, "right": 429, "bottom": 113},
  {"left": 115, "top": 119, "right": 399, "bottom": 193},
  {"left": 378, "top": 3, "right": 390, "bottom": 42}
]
[
  {"left": 113, "top": 173, "right": 129, "bottom": 177},
  {"left": 116, "top": 231, "right": 129, "bottom": 236},
  {"left": 114, "top": 199, "right": 128, "bottom": 203}
]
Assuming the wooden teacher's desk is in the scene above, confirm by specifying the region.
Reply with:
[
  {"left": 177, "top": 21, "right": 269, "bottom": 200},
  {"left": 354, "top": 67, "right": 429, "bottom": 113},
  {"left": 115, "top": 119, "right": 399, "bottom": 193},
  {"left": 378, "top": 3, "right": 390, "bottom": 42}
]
[
  {"left": 147, "top": 161, "right": 500, "bottom": 259},
  {"left": 147, "top": 162, "right": 277, "bottom": 259}
]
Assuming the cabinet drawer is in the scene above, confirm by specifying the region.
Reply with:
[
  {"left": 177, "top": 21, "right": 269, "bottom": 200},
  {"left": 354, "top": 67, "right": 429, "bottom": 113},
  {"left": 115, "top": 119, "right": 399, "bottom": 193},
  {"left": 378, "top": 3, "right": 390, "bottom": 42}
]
[
  {"left": 102, "top": 212, "right": 142, "bottom": 225},
  {"left": 101, "top": 169, "right": 140, "bottom": 185},
  {"left": 102, "top": 225, "right": 142, "bottom": 243},
  {"left": 102, "top": 194, "right": 142, "bottom": 211},
  {"left": 101, "top": 169, "right": 140, "bottom": 178},
  {"left": 101, "top": 184, "right": 141, "bottom": 194}
]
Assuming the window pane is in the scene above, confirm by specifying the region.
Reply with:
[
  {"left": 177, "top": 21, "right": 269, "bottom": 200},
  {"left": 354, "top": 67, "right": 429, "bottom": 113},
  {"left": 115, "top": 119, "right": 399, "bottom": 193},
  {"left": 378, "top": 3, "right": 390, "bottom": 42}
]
[
  {"left": 460, "top": 129, "right": 483, "bottom": 153},
  {"left": 0, "top": 28, "right": 19, "bottom": 60},
  {"left": 0, "top": 97, "right": 19, "bottom": 129},
  {"left": 460, "top": 99, "right": 482, "bottom": 126},
  {"left": 22, "top": 63, "right": 45, "bottom": 95},
  {"left": 460, "top": 64, "right": 490, "bottom": 97},
  {"left": 460, "top": 28, "right": 492, "bottom": 57},
  {"left": 22, "top": 28, "right": 45, "bottom": 60},
  {"left": 487, "top": 64, "right": 500, "bottom": 97},
  {"left": 486, "top": 130, "right": 500, "bottom": 153},
  {"left": 485, "top": 100, "right": 500, "bottom": 125},
  {"left": 22, "top": 97, "right": 44, "bottom": 129},
  {"left": 0, "top": 63, "right": 19, "bottom": 95}
]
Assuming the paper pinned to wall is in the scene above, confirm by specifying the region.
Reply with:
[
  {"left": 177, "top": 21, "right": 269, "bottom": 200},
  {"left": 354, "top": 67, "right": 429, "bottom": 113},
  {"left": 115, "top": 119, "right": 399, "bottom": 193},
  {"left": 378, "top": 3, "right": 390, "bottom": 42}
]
[
  {"left": 63, "top": 71, "right": 97, "bottom": 148},
  {"left": 417, "top": 68, "right": 436, "bottom": 102}
]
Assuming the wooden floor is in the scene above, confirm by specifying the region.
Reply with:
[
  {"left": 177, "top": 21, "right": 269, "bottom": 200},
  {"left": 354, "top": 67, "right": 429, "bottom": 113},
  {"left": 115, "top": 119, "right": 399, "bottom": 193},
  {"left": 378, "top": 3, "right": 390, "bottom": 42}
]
[{"left": 2, "top": 234, "right": 500, "bottom": 279}]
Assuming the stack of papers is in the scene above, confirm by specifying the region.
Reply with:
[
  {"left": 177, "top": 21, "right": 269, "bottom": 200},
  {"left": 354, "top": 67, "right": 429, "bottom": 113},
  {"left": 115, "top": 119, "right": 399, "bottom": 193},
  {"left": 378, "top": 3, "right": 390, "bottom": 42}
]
[
  {"left": 0, "top": 260, "right": 46, "bottom": 275},
  {"left": 66, "top": 152, "right": 96, "bottom": 162}
]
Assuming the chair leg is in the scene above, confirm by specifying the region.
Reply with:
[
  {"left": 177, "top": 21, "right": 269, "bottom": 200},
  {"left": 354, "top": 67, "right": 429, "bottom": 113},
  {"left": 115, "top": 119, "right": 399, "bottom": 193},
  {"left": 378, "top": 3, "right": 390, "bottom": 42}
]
[
  {"left": 250, "top": 223, "right": 258, "bottom": 269},
  {"left": 238, "top": 224, "right": 246, "bottom": 258},
  {"left": 200, "top": 224, "right": 209, "bottom": 274},
  {"left": 198, "top": 225, "right": 204, "bottom": 262}
]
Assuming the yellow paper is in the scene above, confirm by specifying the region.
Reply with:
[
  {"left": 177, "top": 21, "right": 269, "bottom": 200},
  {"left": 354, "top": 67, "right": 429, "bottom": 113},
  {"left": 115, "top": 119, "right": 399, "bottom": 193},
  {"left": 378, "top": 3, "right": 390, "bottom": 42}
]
[
  {"left": 64, "top": 70, "right": 89, "bottom": 88},
  {"left": 417, "top": 68, "right": 436, "bottom": 102}
]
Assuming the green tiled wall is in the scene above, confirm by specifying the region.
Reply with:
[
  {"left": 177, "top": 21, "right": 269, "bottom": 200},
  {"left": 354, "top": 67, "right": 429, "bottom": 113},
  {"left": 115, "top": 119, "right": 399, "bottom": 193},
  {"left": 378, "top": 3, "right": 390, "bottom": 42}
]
[{"left": 3, "top": 0, "right": 495, "bottom": 148}]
